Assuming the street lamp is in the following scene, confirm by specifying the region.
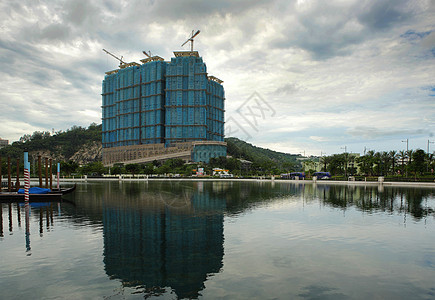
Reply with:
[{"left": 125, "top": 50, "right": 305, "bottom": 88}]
[
  {"left": 428, "top": 140, "right": 434, "bottom": 172},
  {"left": 341, "top": 146, "right": 347, "bottom": 177},
  {"left": 402, "top": 139, "right": 409, "bottom": 177},
  {"left": 402, "top": 139, "right": 408, "bottom": 152},
  {"left": 427, "top": 140, "right": 434, "bottom": 154}
]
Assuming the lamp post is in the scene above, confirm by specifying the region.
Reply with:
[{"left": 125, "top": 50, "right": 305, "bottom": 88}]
[
  {"left": 341, "top": 146, "right": 347, "bottom": 177},
  {"left": 402, "top": 139, "right": 409, "bottom": 177},
  {"left": 427, "top": 140, "right": 434, "bottom": 154},
  {"left": 402, "top": 139, "right": 408, "bottom": 152},
  {"left": 428, "top": 140, "right": 434, "bottom": 172}
]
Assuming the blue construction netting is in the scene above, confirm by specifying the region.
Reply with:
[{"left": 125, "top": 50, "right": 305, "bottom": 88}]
[
  {"left": 102, "top": 53, "right": 225, "bottom": 149},
  {"left": 114, "top": 66, "right": 142, "bottom": 146},
  {"left": 102, "top": 72, "right": 118, "bottom": 148},
  {"left": 164, "top": 55, "right": 210, "bottom": 146},
  {"left": 206, "top": 80, "right": 225, "bottom": 141},
  {"left": 140, "top": 61, "right": 166, "bottom": 144}
]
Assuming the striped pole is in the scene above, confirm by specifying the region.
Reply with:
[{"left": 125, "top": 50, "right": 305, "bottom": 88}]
[
  {"left": 24, "top": 152, "right": 30, "bottom": 204},
  {"left": 24, "top": 152, "right": 31, "bottom": 253},
  {"left": 57, "top": 163, "right": 60, "bottom": 190}
]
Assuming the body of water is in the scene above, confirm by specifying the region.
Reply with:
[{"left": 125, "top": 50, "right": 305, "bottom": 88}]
[{"left": 1, "top": 181, "right": 434, "bottom": 299}]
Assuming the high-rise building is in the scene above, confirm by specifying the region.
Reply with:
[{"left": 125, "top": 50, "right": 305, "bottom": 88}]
[{"left": 102, "top": 51, "right": 226, "bottom": 166}]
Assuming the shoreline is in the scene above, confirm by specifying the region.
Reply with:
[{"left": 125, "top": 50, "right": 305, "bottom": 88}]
[{"left": 20, "top": 177, "right": 435, "bottom": 188}]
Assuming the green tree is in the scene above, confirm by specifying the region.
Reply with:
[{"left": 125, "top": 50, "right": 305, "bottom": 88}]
[
  {"left": 389, "top": 150, "right": 398, "bottom": 175},
  {"left": 321, "top": 156, "right": 331, "bottom": 172},
  {"left": 157, "top": 164, "right": 171, "bottom": 174},
  {"left": 125, "top": 163, "right": 140, "bottom": 175},
  {"left": 110, "top": 163, "right": 125, "bottom": 175},
  {"left": 411, "top": 149, "right": 426, "bottom": 175},
  {"left": 61, "top": 160, "right": 79, "bottom": 176},
  {"left": 328, "top": 154, "right": 346, "bottom": 176},
  {"left": 80, "top": 161, "right": 107, "bottom": 176},
  {"left": 398, "top": 150, "right": 407, "bottom": 176},
  {"left": 143, "top": 163, "right": 154, "bottom": 175},
  {"left": 380, "top": 151, "right": 390, "bottom": 176},
  {"left": 428, "top": 152, "right": 434, "bottom": 173}
]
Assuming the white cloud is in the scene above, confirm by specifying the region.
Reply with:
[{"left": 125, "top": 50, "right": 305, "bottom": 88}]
[{"left": 310, "top": 136, "right": 331, "bottom": 142}]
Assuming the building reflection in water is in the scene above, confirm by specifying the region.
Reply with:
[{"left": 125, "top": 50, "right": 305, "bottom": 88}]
[{"left": 102, "top": 181, "right": 226, "bottom": 299}]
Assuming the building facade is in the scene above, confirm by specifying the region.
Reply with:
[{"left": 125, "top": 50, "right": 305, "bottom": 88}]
[
  {"left": 0, "top": 138, "right": 8, "bottom": 149},
  {"left": 102, "top": 51, "right": 226, "bottom": 166}
]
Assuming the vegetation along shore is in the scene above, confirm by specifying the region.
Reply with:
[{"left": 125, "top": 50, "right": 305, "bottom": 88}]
[{"left": 1, "top": 124, "right": 433, "bottom": 183}]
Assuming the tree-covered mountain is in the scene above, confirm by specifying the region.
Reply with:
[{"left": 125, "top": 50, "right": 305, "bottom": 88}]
[
  {"left": 0, "top": 123, "right": 102, "bottom": 164},
  {"left": 225, "top": 137, "right": 300, "bottom": 167}
]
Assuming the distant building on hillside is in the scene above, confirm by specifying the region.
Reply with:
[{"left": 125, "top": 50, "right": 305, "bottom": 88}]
[
  {"left": 101, "top": 50, "right": 226, "bottom": 166},
  {"left": 302, "top": 153, "right": 361, "bottom": 175},
  {"left": 0, "top": 138, "right": 9, "bottom": 149}
]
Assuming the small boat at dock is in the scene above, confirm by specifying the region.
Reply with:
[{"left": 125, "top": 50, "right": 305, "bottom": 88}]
[{"left": 0, "top": 184, "right": 76, "bottom": 202}]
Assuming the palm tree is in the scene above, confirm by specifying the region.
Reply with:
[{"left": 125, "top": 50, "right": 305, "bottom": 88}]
[
  {"left": 406, "top": 149, "right": 414, "bottom": 176},
  {"left": 321, "top": 156, "right": 330, "bottom": 172},
  {"left": 366, "top": 150, "right": 375, "bottom": 176},
  {"left": 348, "top": 155, "right": 356, "bottom": 176},
  {"left": 398, "top": 150, "right": 407, "bottom": 176},
  {"left": 380, "top": 151, "right": 390, "bottom": 176},
  {"left": 374, "top": 152, "right": 382, "bottom": 175},
  {"left": 389, "top": 150, "right": 397, "bottom": 175}
]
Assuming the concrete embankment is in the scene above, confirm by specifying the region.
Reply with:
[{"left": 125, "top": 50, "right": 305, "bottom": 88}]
[{"left": 21, "top": 176, "right": 434, "bottom": 188}]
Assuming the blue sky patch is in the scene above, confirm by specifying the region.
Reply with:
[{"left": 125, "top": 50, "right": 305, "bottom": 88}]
[{"left": 401, "top": 29, "right": 432, "bottom": 41}]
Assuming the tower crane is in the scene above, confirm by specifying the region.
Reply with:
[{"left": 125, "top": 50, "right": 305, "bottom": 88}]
[
  {"left": 102, "top": 49, "right": 126, "bottom": 67},
  {"left": 181, "top": 30, "right": 200, "bottom": 52}
]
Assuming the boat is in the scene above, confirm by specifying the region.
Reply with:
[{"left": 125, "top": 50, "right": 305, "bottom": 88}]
[{"left": 0, "top": 184, "right": 76, "bottom": 202}]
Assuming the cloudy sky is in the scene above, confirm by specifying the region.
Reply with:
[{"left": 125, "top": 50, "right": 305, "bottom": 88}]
[{"left": 0, "top": 0, "right": 434, "bottom": 156}]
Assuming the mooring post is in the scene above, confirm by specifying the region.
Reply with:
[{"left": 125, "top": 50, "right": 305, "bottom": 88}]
[
  {"left": 49, "top": 159, "right": 53, "bottom": 190},
  {"left": 15, "top": 158, "right": 20, "bottom": 191},
  {"left": 57, "top": 163, "right": 60, "bottom": 190},
  {"left": 24, "top": 152, "right": 30, "bottom": 203},
  {"left": 45, "top": 158, "right": 48, "bottom": 189},
  {"left": 7, "top": 157, "right": 11, "bottom": 192},
  {"left": 38, "top": 155, "right": 42, "bottom": 188},
  {"left": 24, "top": 152, "right": 31, "bottom": 253}
]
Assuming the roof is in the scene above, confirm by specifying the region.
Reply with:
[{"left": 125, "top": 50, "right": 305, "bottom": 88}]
[
  {"left": 173, "top": 51, "right": 200, "bottom": 57},
  {"left": 208, "top": 75, "right": 223, "bottom": 84},
  {"left": 140, "top": 56, "right": 165, "bottom": 63}
]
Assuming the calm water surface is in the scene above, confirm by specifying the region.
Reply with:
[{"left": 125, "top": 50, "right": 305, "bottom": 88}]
[{"left": 0, "top": 181, "right": 434, "bottom": 299}]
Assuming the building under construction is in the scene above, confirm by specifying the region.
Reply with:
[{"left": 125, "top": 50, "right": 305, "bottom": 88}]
[{"left": 101, "top": 35, "right": 226, "bottom": 166}]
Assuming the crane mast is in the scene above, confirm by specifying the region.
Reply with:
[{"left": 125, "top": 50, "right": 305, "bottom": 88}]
[{"left": 181, "top": 30, "right": 200, "bottom": 52}]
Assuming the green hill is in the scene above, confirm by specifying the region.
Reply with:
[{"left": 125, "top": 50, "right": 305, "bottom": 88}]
[
  {"left": 0, "top": 123, "right": 102, "bottom": 163},
  {"left": 225, "top": 137, "right": 301, "bottom": 169}
]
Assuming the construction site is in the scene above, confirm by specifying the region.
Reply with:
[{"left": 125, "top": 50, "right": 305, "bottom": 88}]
[{"left": 101, "top": 31, "right": 226, "bottom": 166}]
